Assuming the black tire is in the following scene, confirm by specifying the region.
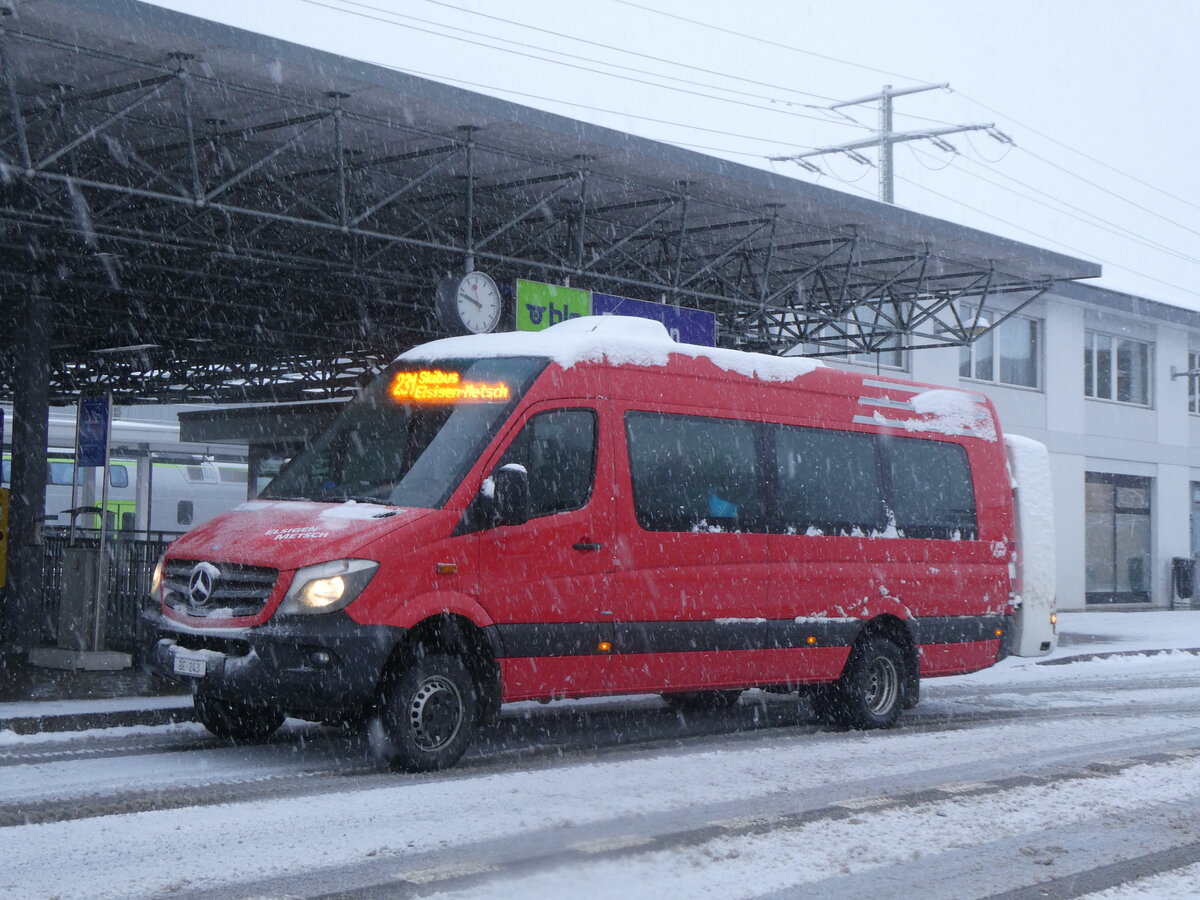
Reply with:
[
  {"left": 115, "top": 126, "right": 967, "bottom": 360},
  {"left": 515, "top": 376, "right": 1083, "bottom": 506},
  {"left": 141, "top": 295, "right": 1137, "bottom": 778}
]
[
  {"left": 661, "top": 690, "right": 742, "bottom": 712},
  {"left": 380, "top": 652, "right": 477, "bottom": 773},
  {"left": 816, "top": 637, "right": 907, "bottom": 729},
  {"left": 194, "top": 692, "right": 284, "bottom": 743}
]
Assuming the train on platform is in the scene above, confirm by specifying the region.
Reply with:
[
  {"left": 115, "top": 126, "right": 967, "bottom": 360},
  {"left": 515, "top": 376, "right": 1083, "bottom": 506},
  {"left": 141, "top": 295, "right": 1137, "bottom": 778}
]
[{"left": 1, "top": 405, "right": 250, "bottom": 535}]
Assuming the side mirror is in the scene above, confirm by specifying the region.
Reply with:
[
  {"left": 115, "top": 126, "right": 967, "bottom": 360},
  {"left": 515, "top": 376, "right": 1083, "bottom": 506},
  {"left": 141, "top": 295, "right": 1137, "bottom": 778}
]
[{"left": 490, "top": 463, "right": 530, "bottom": 527}]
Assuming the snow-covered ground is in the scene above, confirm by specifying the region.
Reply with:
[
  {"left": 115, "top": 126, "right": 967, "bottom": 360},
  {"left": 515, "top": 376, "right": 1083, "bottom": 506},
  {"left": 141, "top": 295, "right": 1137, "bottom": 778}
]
[{"left": 1, "top": 611, "right": 1199, "bottom": 899}]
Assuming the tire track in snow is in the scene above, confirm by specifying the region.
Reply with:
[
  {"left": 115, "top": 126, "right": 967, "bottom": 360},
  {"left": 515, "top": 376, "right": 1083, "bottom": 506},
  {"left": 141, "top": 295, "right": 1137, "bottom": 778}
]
[
  {"left": 8, "top": 681, "right": 1200, "bottom": 829},
  {"left": 180, "top": 741, "right": 1200, "bottom": 900}
]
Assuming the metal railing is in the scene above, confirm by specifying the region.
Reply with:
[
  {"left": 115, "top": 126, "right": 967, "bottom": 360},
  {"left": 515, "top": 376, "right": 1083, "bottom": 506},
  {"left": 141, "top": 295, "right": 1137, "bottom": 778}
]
[{"left": 40, "top": 528, "right": 182, "bottom": 652}]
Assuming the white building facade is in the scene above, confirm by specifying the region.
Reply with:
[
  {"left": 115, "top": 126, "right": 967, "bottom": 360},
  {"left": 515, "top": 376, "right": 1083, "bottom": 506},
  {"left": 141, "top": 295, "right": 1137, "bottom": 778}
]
[{"left": 817, "top": 280, "right": 1200, "bottom": 612}]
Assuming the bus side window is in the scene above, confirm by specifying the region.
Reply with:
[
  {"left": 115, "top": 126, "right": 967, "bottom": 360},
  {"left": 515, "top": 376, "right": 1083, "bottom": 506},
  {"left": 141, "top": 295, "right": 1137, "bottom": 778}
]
[
  {"left": 500, "top": 409, "right": 597, "bottom": 518},
  {"left": 773, "top": 425, "right": 886, "bottom": 535},
  {"left": 879, "top": 436, "right": 978, "bottom": 539},
  {"left": 625, "top": 411, "right": 763, "bottom": 532},
  {"left": 177, "top": 500, "right": 194, "bottom": 526}
]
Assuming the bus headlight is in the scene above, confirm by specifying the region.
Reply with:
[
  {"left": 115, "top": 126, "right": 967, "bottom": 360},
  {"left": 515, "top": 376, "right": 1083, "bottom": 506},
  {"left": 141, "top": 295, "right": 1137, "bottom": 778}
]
[
  {"left": 149, "top": 555, "right": 165, "bottom": 599},
  {"left": 278, "top": 559, "right": 379, "bottom": 615}
]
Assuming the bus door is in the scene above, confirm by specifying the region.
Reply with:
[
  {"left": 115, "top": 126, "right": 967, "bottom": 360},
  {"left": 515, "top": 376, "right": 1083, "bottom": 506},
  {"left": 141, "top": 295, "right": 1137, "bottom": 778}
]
[{"left": 474, "top": 402, "right": 615, "bottom": 699}]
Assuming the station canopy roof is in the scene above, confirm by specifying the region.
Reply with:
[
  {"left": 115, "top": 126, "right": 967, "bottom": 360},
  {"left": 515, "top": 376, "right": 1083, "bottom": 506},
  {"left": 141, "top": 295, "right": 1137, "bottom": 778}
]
[{"left": 0, "top": 0, "right": 1100, "bottom": 404}]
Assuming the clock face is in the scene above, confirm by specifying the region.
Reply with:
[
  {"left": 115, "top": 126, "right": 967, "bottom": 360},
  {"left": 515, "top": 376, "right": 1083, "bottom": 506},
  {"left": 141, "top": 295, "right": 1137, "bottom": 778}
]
[{"left": 438, "top": 271, "right": 503, "bottom": 335}]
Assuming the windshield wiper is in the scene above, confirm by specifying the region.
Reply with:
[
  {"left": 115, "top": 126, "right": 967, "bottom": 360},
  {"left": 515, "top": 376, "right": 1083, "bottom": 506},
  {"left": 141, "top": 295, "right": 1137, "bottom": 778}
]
[{"left": 326, "top": 494, "right": 397, "bottom": 505}]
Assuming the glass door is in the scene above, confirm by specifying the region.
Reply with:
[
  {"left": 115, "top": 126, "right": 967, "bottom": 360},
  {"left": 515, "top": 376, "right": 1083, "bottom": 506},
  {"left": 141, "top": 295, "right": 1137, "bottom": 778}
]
[
  {"left": 1191, "top": 482, "right": 1200, "bottom": 558},
  {"left": 1085, "top": 473, "right": 1152, "bottom": 604}
]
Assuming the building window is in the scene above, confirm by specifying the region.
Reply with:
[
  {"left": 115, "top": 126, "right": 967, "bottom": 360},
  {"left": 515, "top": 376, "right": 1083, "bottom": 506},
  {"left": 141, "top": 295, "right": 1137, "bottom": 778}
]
[
  {"left": 1085, "top": 472, "right": 1151, "bottom": 604},
  {"left": 959, "top": 309, "right": 1041, "bottom": 389},
  {"left": 1084, "top": 331, "right": 1151, "bottom": 406},
  {"left": 1189, "top": 351, "right": 1200, "bottom": 414}
]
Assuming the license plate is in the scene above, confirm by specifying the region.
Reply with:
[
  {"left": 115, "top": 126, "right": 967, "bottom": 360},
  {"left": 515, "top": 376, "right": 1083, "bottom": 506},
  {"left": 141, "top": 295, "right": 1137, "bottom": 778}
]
[{"left": 172, "top": 651, "right": 207, "bottom": 678}]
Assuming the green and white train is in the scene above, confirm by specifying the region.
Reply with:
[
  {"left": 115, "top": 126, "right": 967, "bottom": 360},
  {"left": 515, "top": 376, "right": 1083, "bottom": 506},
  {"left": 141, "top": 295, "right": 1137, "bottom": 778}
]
[{"left": 2, "top": 406, "right": 249, "bottom": 535}]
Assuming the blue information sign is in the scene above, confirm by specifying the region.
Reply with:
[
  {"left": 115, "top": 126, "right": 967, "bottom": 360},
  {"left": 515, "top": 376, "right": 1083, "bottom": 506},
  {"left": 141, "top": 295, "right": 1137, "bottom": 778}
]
[
  {"left": 76, "top": 395, "right": 111, "bottom": 468},
  {"left": 591, "top": 293, "right": 716, "bottom": 346}
]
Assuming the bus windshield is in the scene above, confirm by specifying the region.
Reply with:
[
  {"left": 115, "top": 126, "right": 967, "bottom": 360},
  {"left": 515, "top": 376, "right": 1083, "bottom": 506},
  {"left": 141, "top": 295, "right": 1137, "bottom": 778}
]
[{"left": 261, "top": 356, "right": 547, "bottom": 509}]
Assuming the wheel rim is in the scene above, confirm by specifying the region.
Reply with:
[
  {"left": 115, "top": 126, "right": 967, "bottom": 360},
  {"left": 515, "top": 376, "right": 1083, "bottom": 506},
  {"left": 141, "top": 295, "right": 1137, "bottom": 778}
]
[
  {"left": 864, "top": 656, "right": 900, "bottom": 716},
  {"left": 408, "top": 675, "right": 464, "bottom": 751}
]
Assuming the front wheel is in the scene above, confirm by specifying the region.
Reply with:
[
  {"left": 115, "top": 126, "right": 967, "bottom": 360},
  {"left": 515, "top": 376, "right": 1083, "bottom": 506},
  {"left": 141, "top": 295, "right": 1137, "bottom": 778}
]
[
  {"left": 815, "top": 637, "right": 907, "bottom": 729},
  {"left": 379, "top": 652, "right": 477, "bottom": 773},
  {"left": 194, "top": 692, "right": 284, "bottom": 743}
]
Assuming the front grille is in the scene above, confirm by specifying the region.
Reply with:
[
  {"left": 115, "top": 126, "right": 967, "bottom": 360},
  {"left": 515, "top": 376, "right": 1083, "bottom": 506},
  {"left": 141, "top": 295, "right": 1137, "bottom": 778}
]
[{"left": 163, "top": 558, "right": 279, "bottom": 618}]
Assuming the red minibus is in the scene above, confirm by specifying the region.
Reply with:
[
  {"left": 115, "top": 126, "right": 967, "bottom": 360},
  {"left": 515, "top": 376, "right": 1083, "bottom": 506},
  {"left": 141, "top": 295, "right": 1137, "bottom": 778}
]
[{"left": 143, "top": 316, "right": 1055, "bottom": 771}]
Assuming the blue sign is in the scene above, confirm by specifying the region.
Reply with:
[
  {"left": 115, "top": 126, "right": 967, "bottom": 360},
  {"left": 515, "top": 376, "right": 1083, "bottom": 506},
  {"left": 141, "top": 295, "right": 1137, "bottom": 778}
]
[
  {"left": 76, "top": 395, "right": 110, "bottom": 468},
  {"left": 591, "top": 293, "right": 716, "bottom": 346}
]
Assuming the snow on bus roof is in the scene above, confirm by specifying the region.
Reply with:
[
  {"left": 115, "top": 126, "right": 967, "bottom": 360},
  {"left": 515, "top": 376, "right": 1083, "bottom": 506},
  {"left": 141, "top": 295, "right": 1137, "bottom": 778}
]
[{"left": 398, "top": 315, "right": 823, "bottom": 383}]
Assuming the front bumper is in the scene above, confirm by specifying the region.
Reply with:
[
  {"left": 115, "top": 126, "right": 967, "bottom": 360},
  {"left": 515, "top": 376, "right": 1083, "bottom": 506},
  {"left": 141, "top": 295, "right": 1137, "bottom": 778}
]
[{"left": 141, "top": 606, "right": 403, "bottom": 716}]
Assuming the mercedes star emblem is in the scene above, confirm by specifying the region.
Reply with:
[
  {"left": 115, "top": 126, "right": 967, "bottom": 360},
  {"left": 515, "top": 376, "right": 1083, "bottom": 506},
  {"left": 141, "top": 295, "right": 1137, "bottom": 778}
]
[{"left": 188, "top": 562, "right": 221, "bottom": 607}]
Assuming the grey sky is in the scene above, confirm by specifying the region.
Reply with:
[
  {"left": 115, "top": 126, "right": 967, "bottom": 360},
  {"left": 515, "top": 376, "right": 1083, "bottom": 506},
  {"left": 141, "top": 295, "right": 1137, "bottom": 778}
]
[{"left": 146, "top": 0, "right": 1200, "bottom": 309}]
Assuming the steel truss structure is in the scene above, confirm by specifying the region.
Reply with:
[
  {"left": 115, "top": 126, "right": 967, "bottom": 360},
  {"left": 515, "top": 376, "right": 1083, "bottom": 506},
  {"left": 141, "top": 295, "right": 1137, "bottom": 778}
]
[{"left": 0, "top": 0, "right": 1099, "bottom": 404}]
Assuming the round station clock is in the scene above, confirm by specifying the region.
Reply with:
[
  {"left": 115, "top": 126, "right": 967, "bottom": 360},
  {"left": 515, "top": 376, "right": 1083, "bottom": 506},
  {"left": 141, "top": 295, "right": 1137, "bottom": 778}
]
[{"left": 435, "top": 270, "right": 504, "bottom": 336}]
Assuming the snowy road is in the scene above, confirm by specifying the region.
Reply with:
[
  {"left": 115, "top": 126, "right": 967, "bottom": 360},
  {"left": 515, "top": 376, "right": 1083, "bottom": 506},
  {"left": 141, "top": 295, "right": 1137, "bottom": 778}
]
[{"left": 4, "top": 615, "right": 1200, "bottom": 899}]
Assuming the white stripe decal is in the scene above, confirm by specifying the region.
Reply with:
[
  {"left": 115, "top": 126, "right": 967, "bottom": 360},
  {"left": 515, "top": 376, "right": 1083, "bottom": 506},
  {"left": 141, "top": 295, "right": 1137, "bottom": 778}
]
[
  {"left": 862, "top": 378, "right": 921, "bottom": 393},
  {"left": 858, "top": 396, "right": 914, "bottom": 410},
  {"left": 855, "top": 413, "right": 980, "bottom": 438}
]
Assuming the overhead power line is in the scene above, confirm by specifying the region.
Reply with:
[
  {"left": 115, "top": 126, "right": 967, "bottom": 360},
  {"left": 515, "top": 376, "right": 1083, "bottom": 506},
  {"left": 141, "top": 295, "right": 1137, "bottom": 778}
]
[
  {"left": 596, "top": 1, "right": 1200, "bottom": 235},
  {"left": 349, "top": 57, "right": 822, "bottom": 152},
  {"left": 896, "top": 173, "right": 1200, "bottom": 300},
  {"left": 908, "top": 145, "right": 1200, "bottom": 270},
  {"left": 609, "top": 0, "right": 939, "bottom": 86},
  {"left": 955, "top": 89, "right": 1200, "bottom": 218},
  {"left": 392, "top": 0, "right": 856, "bottom": 106},
  {"left": 299, "top": 0, "right": 884, "bottom": 133}
]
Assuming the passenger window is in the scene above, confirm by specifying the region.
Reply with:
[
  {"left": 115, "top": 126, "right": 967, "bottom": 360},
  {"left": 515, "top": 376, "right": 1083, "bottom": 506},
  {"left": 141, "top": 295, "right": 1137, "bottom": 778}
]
[
  {"left": 177, "top": 500, "right": 194, "bottom": 526},
  {"left": 773, "top": 426, "right": 886, "bottom": 534},
  {"left": 880, "top": 436, "right": 977, "bottom": 539},
  {"left": 625, "top": 412, "right": 763, "bottom": 532},
  {"left": 500, "top": 409, "right": 597, "bottom": 518},
  {"left": 47, "top": 462, "right": 83, "bottom": 486},
  {"left": 108, "top": 465, "right": 129, "bottom": 488}
]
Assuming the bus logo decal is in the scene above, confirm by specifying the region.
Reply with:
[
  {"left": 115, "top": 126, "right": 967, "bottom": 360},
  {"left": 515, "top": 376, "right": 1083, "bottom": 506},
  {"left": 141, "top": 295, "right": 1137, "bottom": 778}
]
[{"left": 188, "top": 562, "right": 220, "bottom": 607}]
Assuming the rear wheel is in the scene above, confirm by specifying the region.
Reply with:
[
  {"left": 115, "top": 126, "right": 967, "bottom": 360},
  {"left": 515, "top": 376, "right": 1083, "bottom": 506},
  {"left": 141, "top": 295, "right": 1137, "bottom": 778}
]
[
  {"left": 815, "top": 637, "right": 907, "bottom": 729},
  {"left": 380, "top": 652, "right": 477, "bottom": 773},
  {"left": 194, "top": 692, "right": 284, "bottom": 743},
  {"left": 661, "top": 690, "right": 742, "bottom": 712}
]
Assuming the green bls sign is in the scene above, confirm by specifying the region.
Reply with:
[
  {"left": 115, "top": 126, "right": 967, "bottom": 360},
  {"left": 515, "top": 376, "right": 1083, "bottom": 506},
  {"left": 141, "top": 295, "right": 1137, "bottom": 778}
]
[{"left": 515, "top": 280, "right": 591, "bottom": 332}]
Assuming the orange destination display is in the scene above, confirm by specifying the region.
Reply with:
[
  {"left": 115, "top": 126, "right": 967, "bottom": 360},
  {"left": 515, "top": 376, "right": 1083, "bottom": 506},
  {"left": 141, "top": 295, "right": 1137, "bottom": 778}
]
[{"left": 389, "top": 369, "right": 511, "bottom": 403}]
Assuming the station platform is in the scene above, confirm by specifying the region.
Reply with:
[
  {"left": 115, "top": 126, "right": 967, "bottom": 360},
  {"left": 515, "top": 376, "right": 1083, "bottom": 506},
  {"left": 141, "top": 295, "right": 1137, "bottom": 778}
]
[{"left": 0, "top": 651, "right": 191, "bottom": 735}]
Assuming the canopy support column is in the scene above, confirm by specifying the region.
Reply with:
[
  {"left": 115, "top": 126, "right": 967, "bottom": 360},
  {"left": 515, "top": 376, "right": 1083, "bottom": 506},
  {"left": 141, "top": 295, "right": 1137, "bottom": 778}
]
[{"left": 5, "top": 256, "right": 50, "bottom": 652}]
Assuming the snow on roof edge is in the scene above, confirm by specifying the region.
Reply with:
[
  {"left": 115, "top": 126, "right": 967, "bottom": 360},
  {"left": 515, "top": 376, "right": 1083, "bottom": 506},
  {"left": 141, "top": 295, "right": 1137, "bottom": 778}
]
[{"left": 398, "top": 316, "right": 823, "bottom": 383}]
